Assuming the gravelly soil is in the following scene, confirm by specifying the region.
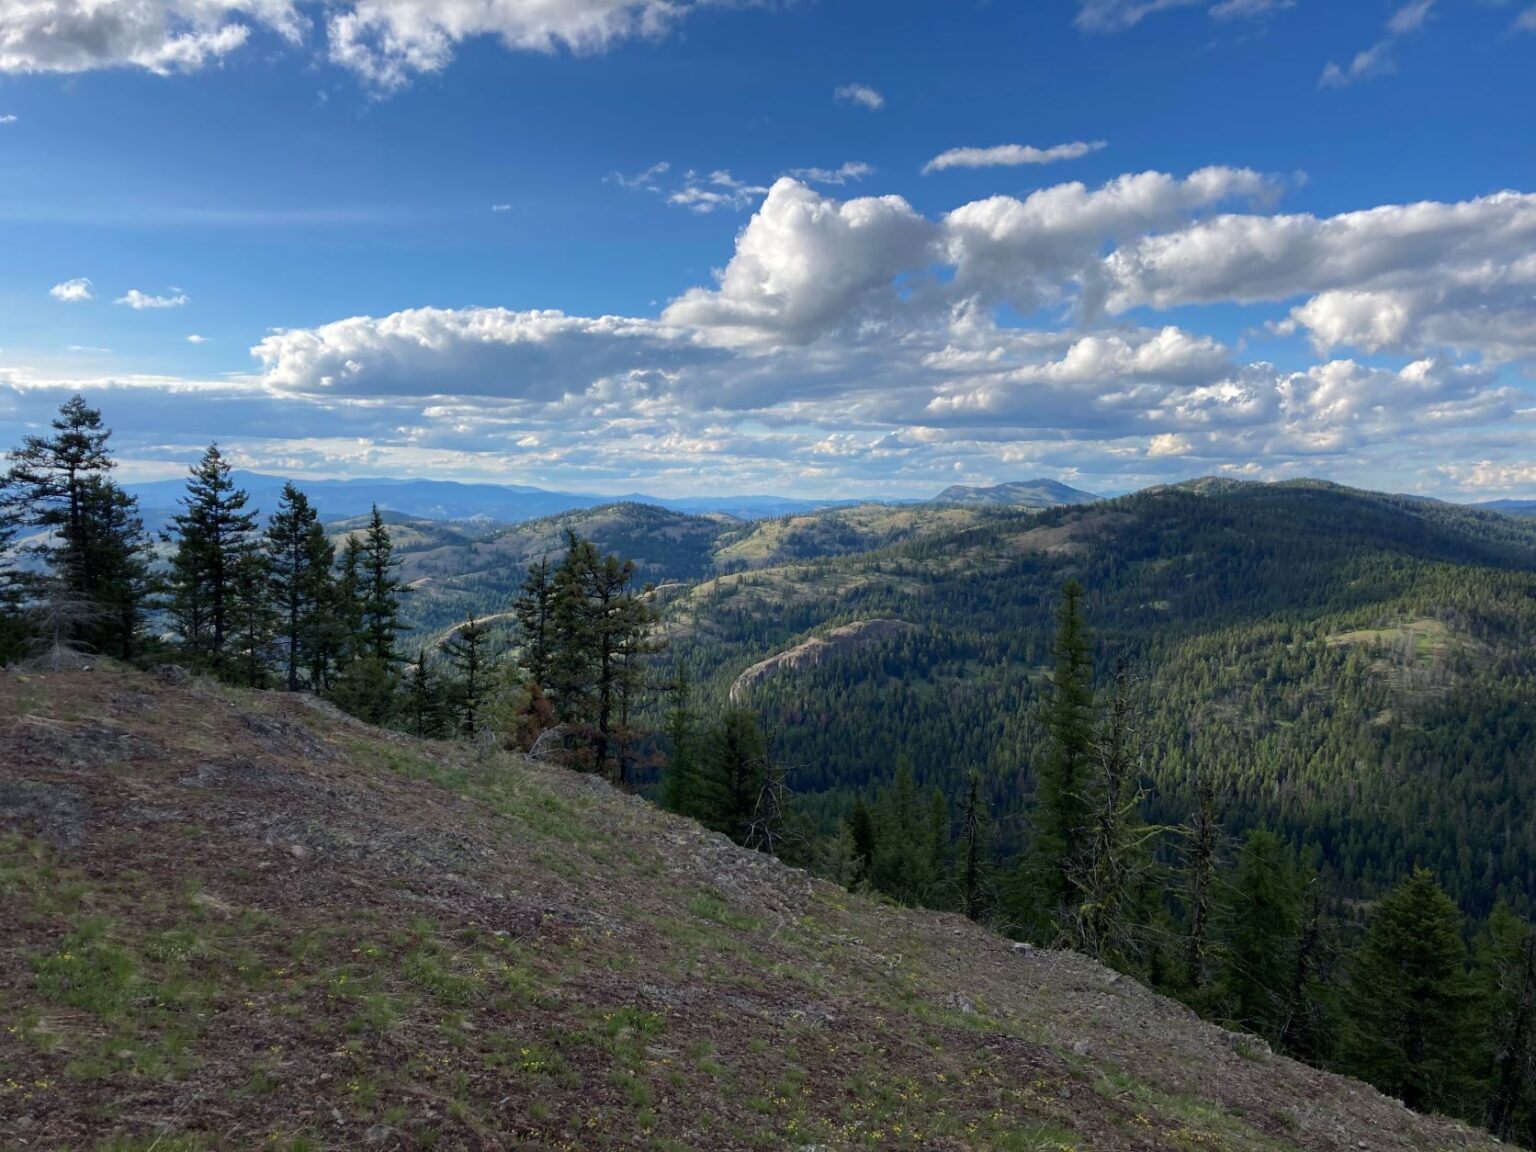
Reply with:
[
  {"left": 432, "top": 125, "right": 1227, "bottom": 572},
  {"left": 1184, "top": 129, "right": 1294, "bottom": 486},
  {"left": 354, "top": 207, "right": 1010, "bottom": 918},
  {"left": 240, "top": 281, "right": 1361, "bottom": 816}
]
[{"left": 0, "top": 665, "right": 1506, "bottom": 1152}]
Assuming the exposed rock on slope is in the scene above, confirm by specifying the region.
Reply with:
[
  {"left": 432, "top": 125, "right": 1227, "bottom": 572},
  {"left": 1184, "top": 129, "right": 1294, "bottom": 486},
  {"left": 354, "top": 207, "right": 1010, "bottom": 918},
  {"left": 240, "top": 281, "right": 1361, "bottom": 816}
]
[
  {"left": 0, "top": 664, "right": 1505, "bottom": 1151},
  {"left": 729, "top": 618, "right": 920, "bottom": 702}
]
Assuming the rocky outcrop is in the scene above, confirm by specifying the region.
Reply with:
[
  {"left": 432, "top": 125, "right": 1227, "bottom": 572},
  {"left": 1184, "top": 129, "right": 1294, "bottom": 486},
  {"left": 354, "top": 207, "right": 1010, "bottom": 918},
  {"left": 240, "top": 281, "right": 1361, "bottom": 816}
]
[{"left": 728, "top": 618, "right": 920, "bottom": 702}]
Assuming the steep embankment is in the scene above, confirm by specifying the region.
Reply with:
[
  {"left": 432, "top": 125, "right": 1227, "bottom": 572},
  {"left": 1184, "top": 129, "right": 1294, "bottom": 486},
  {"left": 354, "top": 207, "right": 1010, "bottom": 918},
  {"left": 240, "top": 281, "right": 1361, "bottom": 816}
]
[{"left": 0, "top": 665, "right": 1502, "bottom": 1151}]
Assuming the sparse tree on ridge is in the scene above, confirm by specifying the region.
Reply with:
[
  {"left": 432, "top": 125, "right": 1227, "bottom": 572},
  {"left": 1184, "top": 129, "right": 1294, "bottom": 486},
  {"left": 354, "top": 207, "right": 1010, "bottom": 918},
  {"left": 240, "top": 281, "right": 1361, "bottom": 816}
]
[
  {"left": 2, "top": 394, "right": 114, "bottom": 593},
  {"left": 265, "top": 482, "right": 335, "bottom": 691},
  {"left": 167, "top": 444, "right": 258, "bottom": 669},
  {"left": 514, "top": 555, "right": 556, "bottom": 689},
  {"left": 361, "top": 504, "right": 404, "bottom": 664},
  {"left": 3, "top": 395, "right": 152, "bottom": 659}
]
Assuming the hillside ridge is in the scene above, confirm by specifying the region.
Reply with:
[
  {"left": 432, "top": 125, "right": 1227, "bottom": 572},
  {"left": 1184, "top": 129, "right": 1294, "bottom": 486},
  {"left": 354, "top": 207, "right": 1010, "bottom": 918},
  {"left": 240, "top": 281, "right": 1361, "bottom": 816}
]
[{"left": 0, "top": 664, "right": 1504, "bottom": 1151}]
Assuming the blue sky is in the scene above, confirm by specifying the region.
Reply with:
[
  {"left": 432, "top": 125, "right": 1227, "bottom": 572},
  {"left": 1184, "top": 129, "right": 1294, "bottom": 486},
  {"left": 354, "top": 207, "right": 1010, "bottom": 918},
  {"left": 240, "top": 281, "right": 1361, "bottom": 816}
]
[{"left": 1, "top": 0, "right": 1534, "bottom": 498}]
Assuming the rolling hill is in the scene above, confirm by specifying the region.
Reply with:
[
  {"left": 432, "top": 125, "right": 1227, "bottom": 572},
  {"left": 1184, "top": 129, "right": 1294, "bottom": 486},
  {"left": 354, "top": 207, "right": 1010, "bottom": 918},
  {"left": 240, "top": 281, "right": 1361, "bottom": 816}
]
[
  {"left": 282, "top": 476, "right": 1536, "bottom": 926},
  {"left": 663, "top": 479, "right": 1536, "bottom": 919},
  {"left": 0, "top": 663, "right": 1503, "bottom": 1151}
]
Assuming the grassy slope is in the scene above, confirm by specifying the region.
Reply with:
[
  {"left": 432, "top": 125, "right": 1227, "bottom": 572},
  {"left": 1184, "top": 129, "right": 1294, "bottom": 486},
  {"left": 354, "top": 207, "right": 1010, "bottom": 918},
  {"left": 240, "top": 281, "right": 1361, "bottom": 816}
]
[{"left": 0, "top": 665, "right": 1502, "bottom": 1152}]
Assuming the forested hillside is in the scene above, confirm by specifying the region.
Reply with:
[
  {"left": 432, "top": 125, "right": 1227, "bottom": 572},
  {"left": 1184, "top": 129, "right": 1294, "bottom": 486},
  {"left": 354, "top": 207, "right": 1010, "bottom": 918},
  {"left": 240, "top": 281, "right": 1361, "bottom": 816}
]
[
  {"left": 375, "top": 502, "right": 1006, "bottom": 634},
  {"left": 668, "top": 480, "right": 1536, "bottom": 919}
]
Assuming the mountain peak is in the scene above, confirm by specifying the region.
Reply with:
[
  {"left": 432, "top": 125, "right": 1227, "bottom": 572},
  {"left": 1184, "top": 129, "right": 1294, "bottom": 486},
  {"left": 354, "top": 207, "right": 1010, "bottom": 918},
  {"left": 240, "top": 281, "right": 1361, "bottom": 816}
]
[{"left": 932, "top": 478, "right": 1100, "bottom": 508}]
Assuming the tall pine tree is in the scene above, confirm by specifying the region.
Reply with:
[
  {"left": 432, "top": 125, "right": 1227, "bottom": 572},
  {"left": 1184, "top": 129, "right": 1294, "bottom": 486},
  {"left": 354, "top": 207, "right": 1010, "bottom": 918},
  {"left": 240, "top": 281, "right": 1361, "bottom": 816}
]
[
  {"left": 167, "top": 444, "right": 257, "bottom": 670},
  {"left": 1222, "top": 830, "right": 1300, "bottom": 1040},
  {"left": 1342, "top": 867, "right": 1473, "bottom": 1114},
  {"left": 514, "top": 555, "right": 556, "bottom": 690},
  {"left": 444, "top": 614, "right": 491, "bottom": 737},
  {"left": 360, "top": 505, "right": 404, "bottom": 663},
  {"left": 660, "top": 661, "right": 702, "bottom": 816},
  {"left": 3, "top": 396, "right": 152, "bottom": 659},
  {"left": 265, "top": 483, "right": 334, "bottom": 691},
  {"left": 1034, "top": 579, "right": 1096, "bottom": 915}
]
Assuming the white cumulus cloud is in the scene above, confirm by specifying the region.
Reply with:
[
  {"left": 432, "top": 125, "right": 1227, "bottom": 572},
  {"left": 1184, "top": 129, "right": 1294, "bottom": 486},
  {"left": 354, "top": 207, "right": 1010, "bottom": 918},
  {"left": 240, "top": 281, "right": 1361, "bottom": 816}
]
[
  {"left": 15, "top": 164, "right": 1532, "bottom": 498},
  {"left": 0, "top": 0, "right": 725, "bottom": 87},
  {"left": 663, "top": 178, "right": 937, "bottom": 345},
  {"left": 328, "top": 0, "right": 705, "bottom": 90},
  {"left": 50, "top": 278, "right": 95, "bottom": 302},
  {"left": 0, "top": 0, "right": 304, "bottom": 75},
  {"left": 1099, "top": 191, "right": 1536, "bottom": 362}
]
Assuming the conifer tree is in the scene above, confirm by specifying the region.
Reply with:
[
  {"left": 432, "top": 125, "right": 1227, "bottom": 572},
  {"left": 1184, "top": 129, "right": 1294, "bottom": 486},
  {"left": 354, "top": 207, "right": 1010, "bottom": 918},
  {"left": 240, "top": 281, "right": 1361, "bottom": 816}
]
[
  {"left": 0, "top": 498, "right": 23, "bottom": 662},
  {"left": 3, "top": 396, "right": 152, "bottom": 658},
  {"left": 1183, "top": 775, "right": 1222, "bottom": 994},
  {"left": 333, "top": 535, "right": 367, "bottom": 665},
  {"left": 587, "top": 550, "right": 644, "bottom": 777},
  {"left": 1075, "top": 658, "right": 1146, "bottom": 962},
  {"left": 514, "top": 555, "right": 556, "bottom": 689},
  {"left": 847, "top": 796, "right": 877, "bottom": 883},
  {"left": 1341, "top": 867, "right": 1473, "bottom": 1113},
  {"left": 1035, "top": 579, "right": 1096, "bottom": 913},
  {"left": 544, "top": 530, "right": 657, "bottom": 777},
  {"left": 1478, "top": 904, "right": 1536, "bottom": 1141},
  {"left": 548, "top": 532, "right": 599, "bottom": 730},
  {"left": 927, "top": 786, "right": 949, "bottom": 890},
  {"left": 320, "top": 515, "right": 405, "bottom": 727},
  {"left": 960, "top": 770, "right": 988, "bottom": 922},
  {"left": 74, "top": 475, "right": 154, "bottom": 661},
  {"left": 166, "top": 444, "right": 257, "bottom": 669},
  {"left": 228, "top": 549, "right": 276, "bottom": 688},
  {"left": 1223, "top": 830, "right": 1300, "bottom": 1039},
  {"left": 360, "top": 505, "right": 404, "bottom": 663},
  {"left": 3, "top": 394, "right": 114, "bottom": 595},
  {"left": 329, "top": 653, "right": 398, "bottom": 726},
  {"left": 405, "top": 648, "right": 445, "bottom": 739},
  {"left": 661, "top": 661, "right": 702, "bottom": 816},
  {"left": 613, "top": 585, "right": 663, "bottom": 789},
  {"left": 444, "top": 613, "right": 491, "bottom": 737},
  {"left": 871, "top": 759, "right": 937, "bottom": 906},
  {"left": 265, "top": 483, "right": 334, "bottom": 691},
  {"left": 1278, "top": 877, "right": 1332, "bottom": 1063},
  {"left": 701, "top": 706, "right": 770, "bottom": 843}
]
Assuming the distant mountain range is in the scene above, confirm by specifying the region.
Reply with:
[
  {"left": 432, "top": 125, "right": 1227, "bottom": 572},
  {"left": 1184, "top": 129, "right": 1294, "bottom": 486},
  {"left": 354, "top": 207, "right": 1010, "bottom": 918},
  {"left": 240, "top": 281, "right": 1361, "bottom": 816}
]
[
  {"left": 931, "top": 478, "right": 1100, "bottom": 508},
  {"left": 1472, "top": 499, "right": 1536, "bottom": 517},
  {"left": 122, "top": 469, "right": 1536, "bottom": 528},
  {"left": 122, "top": 471, "right": 1104, "bottom": 527},
  {"left": 122, "top": 471, "right": 860, "bottom": 526}
]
